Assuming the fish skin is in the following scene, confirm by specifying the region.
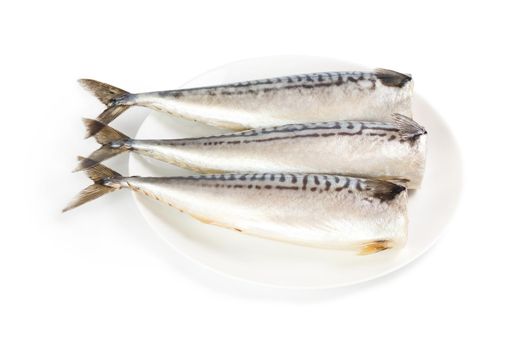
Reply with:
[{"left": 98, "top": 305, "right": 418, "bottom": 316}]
[
  {"left": 110, "top": 69, "right": 413, "bottom": 130},
  {"left": 104, "top": 173, "right": 408, "bottom": 253},
  {"left": 83, "top": 114, "right": 426, "bottom": 189}
]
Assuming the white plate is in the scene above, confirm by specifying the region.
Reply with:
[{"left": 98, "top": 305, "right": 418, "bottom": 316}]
[{"left": 128, "top": 56, "right": 462, "bottom": 289}]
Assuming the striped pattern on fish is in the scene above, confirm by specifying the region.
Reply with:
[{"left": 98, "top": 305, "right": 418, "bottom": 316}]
[
  {"left": 64, "top": 160, "right": 408, "bottom": 254},
  {"left": 79, "top": 69, "right": 413, "bottom": 136},
  {"left": 80, "top": 114, "right": 427, "bottom": 188}
]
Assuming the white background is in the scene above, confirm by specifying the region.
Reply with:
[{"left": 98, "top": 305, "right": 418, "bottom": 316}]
[{"left": 1, "top": 1, "right": 523, "bottom": 349}]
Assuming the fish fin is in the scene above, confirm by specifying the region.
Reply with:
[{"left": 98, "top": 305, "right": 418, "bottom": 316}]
[
  {"left": 90, "top": 105, "right": 130, "bottom": 133},
  {"left": 63, "top": 158, "right": 123, "bottom": 212},
  {"left": 75, "top": 119, "right": 132, "bottom": 171},
  {"left": 358, "top": 240, "right": 393, "bottom": 255},
  {"left": 78, "top": 79, "right": 131, "bottom": 135},
  {"left": 361, "top": 179, "right": 406, "bottom": 202},
  {"left": 74, "top": 147, "right": 125, "bottom": 171},
  {"left": 62, "top": 184, "right": 116, "bottom": 212},
  {"left": 83, "top": 118, "right": 130, "bottom": 143},
  {"left": 78, "top": 156, "right": 122, "bottom": 181},
  {"left": 374, "top": 68, "right": 412, "bottom": 88},
  {"left": 78, "top": 79, "right": 128, "bottom": 105},
  {"left": 391, "top": 113, "right": 427, "bottom": 141}
]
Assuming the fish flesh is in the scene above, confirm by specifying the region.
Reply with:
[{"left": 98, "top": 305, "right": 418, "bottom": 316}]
[
  {"left": 64, "top": 159, "right": 408, "bottom": 254},
  {"left": 79, "top": 69, "right": 413, "bottom": 137},
  {"left": 78, "top": 113, "right": 426, "bottom": 188}
]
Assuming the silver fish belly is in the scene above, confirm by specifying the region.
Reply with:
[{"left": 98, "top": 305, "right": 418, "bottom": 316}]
[
  {"left": 64, "top": 162, "right": 408, "bottom": 254},
  {"left": 82, "top": 114, "right": 427, "bottom": 188},
  {"left": 80, "top": 69, "right": 413, "bottom": 134}
]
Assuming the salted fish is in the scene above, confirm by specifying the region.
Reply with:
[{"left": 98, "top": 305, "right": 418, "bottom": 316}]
[
  {"left": 64, "top": 159, "right": 408, "bottom": 254},
  {"left": 79, "top": 69, "right": 413, "bottom": 136},
  {"left": 79, "top": 113, "right": 426, "bottom": 188}
]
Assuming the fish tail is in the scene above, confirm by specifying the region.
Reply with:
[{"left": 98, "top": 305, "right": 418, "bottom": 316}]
[
  {"left": 391, "top": 113, "right": 427, "bottom": 141},
  {"left": 74, "top": 119, "right": 132, "bottom": 171},
  {"left": 78, "top": 79, "right": 131, "bottom": 136},
  {"left": 63, "top": 157, "right": 123, "bottom": 212}
]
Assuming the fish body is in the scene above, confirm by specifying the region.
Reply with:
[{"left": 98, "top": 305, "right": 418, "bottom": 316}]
[
  {"left": 79, "top": 69, "right": 413, "bottom": 136},
  {"left": 64, "top": 161, "right": 408, "bottom": 254},
  {"left": 82, "top": 114, "right": 427, "bottom": 188}
]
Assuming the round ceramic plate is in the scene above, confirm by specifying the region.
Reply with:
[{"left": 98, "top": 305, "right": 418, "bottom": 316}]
[{"left": 129, "top": 56, "right": 462, "bottom": 289}]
